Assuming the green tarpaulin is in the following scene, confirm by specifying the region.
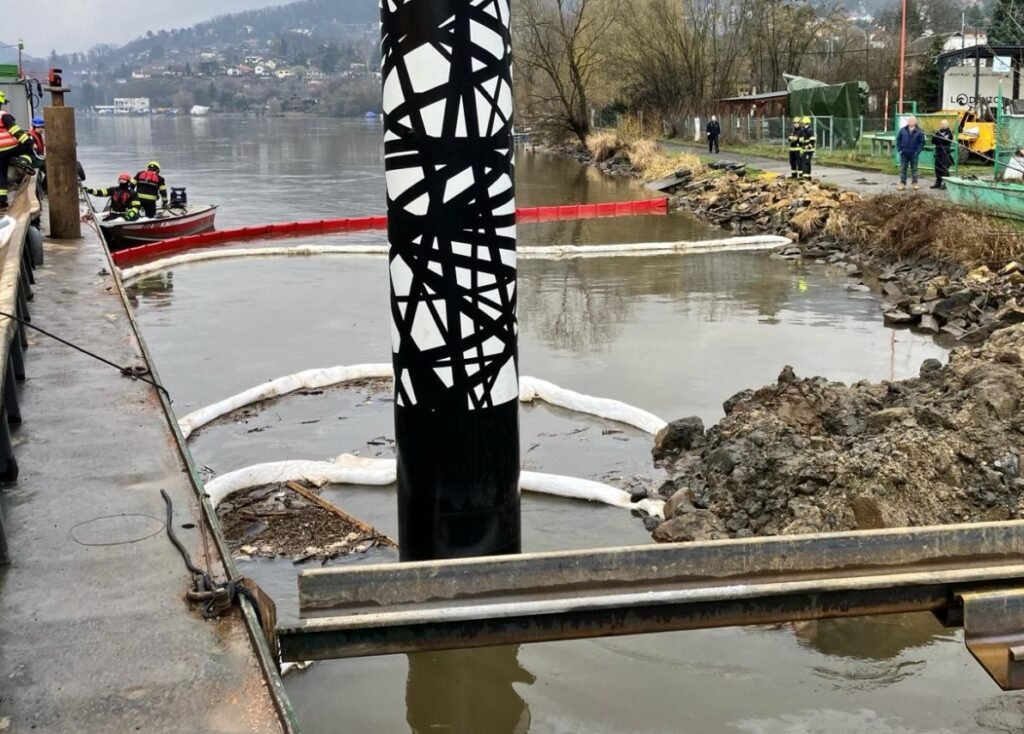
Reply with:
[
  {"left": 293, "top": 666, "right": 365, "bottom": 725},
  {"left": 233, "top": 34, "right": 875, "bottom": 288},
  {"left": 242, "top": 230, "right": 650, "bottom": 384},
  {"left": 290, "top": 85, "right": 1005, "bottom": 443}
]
[{"left": 787, "top": 78, "right": 867, "bottom": 148}]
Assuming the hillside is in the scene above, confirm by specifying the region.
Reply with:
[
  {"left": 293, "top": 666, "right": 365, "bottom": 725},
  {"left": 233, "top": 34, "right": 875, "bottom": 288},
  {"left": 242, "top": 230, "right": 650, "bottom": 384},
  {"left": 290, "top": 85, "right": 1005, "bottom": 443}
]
[{"left": 120, "top": 0, "right": 378, "bottom": 56}]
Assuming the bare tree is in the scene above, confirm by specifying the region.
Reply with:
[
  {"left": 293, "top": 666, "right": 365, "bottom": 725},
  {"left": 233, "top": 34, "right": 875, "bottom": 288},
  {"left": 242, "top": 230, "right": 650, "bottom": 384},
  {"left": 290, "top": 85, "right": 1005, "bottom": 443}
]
[
  {"left": 747, "top": 0, "right": 846, "bottom": 92},
  {"left": 514, "top": 0, "right": 620, "bottom": 145},
  {"left": 610, "top": 0, "right": 752, "bottom": 124}
]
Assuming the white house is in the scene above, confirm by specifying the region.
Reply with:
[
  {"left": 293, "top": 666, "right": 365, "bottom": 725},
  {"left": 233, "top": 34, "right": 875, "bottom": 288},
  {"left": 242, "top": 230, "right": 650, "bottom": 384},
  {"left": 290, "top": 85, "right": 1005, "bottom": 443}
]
[
  {"left": 254, "top": 65, "right": 267, "bottom": 77},
  {"left": 944, "top": 31, "right": 988, "bottom": 53},
  {"left": 113, "top": 97, "right": 151, "bottom": 114},
  {"left": 275, "top": 69, "right": 296, "bottom": 80}
]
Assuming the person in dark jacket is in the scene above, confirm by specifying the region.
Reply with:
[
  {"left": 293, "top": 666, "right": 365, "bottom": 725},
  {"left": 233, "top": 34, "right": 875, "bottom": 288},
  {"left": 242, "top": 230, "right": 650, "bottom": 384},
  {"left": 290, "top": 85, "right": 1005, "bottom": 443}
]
[
  {"left": 896, "top": 116, "right": 926, "bottom": 190},
  {"left": 706, "top": 116, "right": 721, "bottom": 154},
  {"left": 132, "top": 160, "right": 169, "bottom": 217},
  {"left": 930, "top": 119, "right": 954, "bottom": 189},
  {"left": 787, "top": 117, "right": 802, "bottom": 179}
]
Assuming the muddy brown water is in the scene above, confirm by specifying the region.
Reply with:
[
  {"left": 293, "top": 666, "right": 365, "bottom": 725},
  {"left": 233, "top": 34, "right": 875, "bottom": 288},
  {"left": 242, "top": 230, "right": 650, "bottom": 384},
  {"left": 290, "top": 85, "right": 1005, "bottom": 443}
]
[{"left": 77, "top": 117, "right": 1023, "bottom": 732}]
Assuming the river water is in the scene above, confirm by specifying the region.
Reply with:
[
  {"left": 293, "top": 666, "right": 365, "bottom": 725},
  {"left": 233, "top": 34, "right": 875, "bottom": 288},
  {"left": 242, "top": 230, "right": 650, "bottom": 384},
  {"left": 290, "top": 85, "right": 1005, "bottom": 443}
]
[{"left": 77, "top": 117, "right": 1024, "bottom": 733}]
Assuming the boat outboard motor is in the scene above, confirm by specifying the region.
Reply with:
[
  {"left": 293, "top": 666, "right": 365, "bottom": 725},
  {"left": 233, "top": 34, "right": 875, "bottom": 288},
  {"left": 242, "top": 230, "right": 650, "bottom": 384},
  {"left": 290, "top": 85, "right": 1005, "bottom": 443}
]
[{"left": 169, "top": 187, "right": 188, "bottom": 208}]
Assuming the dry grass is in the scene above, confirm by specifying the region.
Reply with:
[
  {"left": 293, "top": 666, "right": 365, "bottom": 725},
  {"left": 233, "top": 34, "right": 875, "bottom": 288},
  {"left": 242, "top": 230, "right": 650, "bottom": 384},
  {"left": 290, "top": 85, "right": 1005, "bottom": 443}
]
[
  {"left": 586, "top": 131, "right": 623, "bottom": 162},
  {"left": 586, "top": 131, "right": 704, "bottom": 181},
  {"left": 791, "top": 207, "right": 826, "bottom": 236},
  {"left": 847, "top": 196, "right": 1024, "bottom": 268},
  {"left": 627, "top": 139, "right": 703, "bottom": 181}
]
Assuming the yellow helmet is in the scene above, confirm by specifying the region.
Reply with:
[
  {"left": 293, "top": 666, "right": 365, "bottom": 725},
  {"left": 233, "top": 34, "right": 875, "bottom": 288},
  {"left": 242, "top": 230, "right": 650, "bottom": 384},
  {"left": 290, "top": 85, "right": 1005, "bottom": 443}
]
[
  {"left": 0, "top": 91, "right": 7, "bottom": 105},
  {"left": 147, "top": 160, "right": 161, "bottom": 171},
  {"left": 792, "top": 117, "right": 801, "bottom": 123},
  {"left": 801, "top": 116, "right": 812, "bottom": 124}
]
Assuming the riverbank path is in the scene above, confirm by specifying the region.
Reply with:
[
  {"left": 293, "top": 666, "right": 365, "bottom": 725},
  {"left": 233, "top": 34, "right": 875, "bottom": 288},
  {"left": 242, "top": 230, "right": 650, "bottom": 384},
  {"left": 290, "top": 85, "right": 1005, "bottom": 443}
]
[
  {"left": 659, "top": 139, "right": 948, "bottom": 198},
  {"left": 0, "top": 195, "right": 290, "bottom": 732}
]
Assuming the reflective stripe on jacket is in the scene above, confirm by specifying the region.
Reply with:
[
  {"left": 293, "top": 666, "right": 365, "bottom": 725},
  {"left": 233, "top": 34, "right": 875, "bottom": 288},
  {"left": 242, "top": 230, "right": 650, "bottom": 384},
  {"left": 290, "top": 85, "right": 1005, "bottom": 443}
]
[
  {"left": 0, "top": 113, "right": 30, "bottom": 151},
  {"left": 801, "top": 126, "right": 815, "bottom": 153},
  {"left": 86, "top": 184, "right": 141, "bottom": 212},
  {"left": 788, "top": 129, "right": 802, "bottom": 152}
]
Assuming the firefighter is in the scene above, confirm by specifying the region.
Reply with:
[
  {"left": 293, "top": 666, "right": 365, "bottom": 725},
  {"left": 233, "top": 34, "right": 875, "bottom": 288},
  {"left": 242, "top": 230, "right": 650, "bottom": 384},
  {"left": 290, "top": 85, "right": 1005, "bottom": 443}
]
[
  {"left": 787, "top": 117, "right": 802, "bottom": 179},
  {"left": 132, "top": 160, "right": 169, "bottom": 217},
  {"left": 84, "top": 172, "right": 142, "bottom": 221},
  {"left": 0, "top": 91, "right": 36, "bottom": 210},
  {"left": 29, "top": 117, "right": 45, "bottom": 157},
  {"left": 800, "top": 116, "right": 815, "bottom": 181}
]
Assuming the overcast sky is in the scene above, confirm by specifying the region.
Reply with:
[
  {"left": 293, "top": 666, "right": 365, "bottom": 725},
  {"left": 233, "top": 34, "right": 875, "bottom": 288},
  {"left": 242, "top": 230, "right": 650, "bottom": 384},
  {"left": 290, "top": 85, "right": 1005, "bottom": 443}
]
[{"left": 19, "top": 0, "right": 280, "bottom": 55}]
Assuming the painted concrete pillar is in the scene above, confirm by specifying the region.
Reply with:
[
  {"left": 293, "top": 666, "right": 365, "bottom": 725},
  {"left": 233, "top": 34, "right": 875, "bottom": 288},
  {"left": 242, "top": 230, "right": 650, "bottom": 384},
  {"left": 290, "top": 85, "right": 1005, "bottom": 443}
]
[{"left": 381, "top": 0, "right": 520, "bottom": 561}]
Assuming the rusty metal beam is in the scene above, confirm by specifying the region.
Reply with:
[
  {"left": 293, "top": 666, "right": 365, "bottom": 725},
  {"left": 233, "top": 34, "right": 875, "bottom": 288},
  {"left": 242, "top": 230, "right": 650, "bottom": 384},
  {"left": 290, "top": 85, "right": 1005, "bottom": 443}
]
[{"left": 278, "top": 521, "right": 1024, "bottom": 672}]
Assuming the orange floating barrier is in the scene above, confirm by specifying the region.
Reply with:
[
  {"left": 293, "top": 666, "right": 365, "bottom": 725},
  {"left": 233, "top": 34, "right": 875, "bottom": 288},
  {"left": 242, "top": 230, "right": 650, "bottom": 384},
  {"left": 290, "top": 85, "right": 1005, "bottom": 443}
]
[{"left": 111, "top": 198, "right": 668, "bottom": 265}]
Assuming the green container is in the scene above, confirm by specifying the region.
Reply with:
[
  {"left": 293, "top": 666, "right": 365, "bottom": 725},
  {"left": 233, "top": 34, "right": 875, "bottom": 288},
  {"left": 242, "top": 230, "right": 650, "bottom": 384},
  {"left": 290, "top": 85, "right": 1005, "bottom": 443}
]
[
  {"left": 0, "top": 64, "right": 20, "bottom": 80},
  {"left": 945, "top": 176, "right": 1024, "bottom": 222}
]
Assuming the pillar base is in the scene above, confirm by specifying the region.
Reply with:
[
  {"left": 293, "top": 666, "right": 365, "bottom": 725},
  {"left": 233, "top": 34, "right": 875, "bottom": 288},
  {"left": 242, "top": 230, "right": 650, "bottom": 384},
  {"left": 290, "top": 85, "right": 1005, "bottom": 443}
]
[{"left": 396, "top": 400, "right": 520, "bottom": 562}]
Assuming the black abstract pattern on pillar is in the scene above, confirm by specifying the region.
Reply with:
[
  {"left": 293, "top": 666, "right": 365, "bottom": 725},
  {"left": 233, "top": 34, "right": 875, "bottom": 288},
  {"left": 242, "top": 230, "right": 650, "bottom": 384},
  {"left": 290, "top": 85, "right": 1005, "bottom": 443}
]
[{"left": 381, "top": 0, "right": 518, "bottom": 413}]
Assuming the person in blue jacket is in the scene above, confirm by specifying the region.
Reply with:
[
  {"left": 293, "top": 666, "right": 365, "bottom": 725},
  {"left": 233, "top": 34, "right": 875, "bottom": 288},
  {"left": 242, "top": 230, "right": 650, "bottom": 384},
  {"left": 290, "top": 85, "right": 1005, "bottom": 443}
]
[{"left": 896, "top": 116, "right": 925, "bottom": 191}]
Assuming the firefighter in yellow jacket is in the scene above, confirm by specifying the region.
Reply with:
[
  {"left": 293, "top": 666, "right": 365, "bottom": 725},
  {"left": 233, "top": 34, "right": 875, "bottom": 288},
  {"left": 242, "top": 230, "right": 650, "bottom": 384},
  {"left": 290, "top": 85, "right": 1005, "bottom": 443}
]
[
  {"left": 787, "top": 117, "right": 802, "bottom": 179},
  {"left": 0, "top": 91, "right": 36, "bottom": 210},
  {"left": 800, "top": 116, "right": 815, "bottom": 180}
]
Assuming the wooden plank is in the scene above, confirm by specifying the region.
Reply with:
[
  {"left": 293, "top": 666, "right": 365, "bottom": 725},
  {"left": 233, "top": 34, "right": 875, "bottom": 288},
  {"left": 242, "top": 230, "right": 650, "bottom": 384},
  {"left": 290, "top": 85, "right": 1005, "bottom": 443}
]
[{"left": 284, "top": 481, "right": 397, "bottom": 548}]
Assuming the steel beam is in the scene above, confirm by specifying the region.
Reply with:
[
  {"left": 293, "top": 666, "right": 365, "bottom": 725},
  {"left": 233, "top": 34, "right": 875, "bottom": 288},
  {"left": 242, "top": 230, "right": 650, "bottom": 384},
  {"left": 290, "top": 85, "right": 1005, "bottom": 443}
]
[{"left": 279, "top": 521, "right": 1024, "bottom": 679}]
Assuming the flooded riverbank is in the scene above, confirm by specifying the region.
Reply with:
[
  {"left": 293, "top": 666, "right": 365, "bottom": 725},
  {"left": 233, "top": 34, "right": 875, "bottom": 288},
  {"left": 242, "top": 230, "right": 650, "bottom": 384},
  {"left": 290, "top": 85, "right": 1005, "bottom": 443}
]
[{"left": 78, "top": 117, "right": 1024, "bottom": 732}]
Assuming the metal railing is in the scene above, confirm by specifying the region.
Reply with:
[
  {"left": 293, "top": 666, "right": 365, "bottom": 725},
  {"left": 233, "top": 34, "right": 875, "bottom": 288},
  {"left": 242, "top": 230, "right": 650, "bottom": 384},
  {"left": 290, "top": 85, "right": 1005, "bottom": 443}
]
[{"left": 279, "top": 519, "right": 1024, "bottom": 690}]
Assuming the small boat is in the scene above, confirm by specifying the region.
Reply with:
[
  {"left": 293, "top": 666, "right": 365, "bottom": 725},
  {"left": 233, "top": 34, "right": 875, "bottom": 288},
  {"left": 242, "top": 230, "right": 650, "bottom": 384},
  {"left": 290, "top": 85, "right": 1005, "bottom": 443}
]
[
  {"left": 100, "top": 204, "right": 218, "bottom": 251},
  {"left": 943, "top": 176, "right": 1024, "bottom": 222}
]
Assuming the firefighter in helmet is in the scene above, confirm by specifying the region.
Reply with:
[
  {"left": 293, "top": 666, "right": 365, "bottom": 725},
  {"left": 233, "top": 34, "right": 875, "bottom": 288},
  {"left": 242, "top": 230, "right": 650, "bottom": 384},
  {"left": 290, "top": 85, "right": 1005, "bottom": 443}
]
[
  {"left": 0, "top": 91, "right": 37, "bottom": 210},
  {"left": 800, "top": 116, "right": 816, "bottom": 180},
  {"left": 788, "top": 117, "right": 802, "bottom": 179},
  {"left": 132, "top": 160, "right": 169, "bottom": 217},
  {"left": 84, "top": 172, "right": 142, "bottom": 222}
]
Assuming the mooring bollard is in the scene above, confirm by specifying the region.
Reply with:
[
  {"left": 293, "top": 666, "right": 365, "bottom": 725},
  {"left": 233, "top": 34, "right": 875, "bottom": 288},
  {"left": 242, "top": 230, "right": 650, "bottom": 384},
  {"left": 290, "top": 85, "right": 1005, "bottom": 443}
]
[
  {"left": 44, "top": 85, "right": 82, "bottom": 240},
  {"left": 382, "top": 0, "right": 521, "bottom": 561}
]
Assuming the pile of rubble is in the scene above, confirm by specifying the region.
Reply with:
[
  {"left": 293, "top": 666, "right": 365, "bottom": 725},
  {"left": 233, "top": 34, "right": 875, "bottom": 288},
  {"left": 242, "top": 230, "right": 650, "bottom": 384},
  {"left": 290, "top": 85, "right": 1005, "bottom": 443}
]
[
  {"left": 649, "top": 323, "right": 1024, "bottom": 543},
  {"left": 669, "top": 172, "right": 858, "bottom": 240}
]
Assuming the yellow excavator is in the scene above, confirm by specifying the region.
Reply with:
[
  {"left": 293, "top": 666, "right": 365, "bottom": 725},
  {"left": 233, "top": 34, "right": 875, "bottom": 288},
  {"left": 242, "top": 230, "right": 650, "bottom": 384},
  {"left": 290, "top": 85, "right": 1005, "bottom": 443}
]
[{"left": 931, "top": 109, "right": 996, "bottom": 163}]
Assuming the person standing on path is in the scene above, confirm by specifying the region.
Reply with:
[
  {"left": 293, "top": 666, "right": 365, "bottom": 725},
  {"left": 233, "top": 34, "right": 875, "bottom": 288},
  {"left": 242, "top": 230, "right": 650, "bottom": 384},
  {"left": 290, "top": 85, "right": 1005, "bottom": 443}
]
[
  {"left": 799, "top": 117, "right": 815, "bottom": 180},
  {"left": 706, "top": 116, "right": 721, "bottom": 154},
  {"left": 787, "top": 118, "right": 803, "bottom": 179},
  {"left": 896, "top": 116, "right": 925, "bottom": 191},
  {"left": 930, "top": 119, "right": 954, "bottom": 189}
]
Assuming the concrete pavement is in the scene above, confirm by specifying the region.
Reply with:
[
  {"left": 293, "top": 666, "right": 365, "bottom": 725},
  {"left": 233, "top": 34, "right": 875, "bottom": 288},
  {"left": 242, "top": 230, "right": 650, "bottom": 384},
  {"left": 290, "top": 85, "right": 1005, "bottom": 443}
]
[
  {"left": 0, "top": 201, "right": 292, "bottom": 733},
  {"left": 660, "top": 140, "right": 949, "bottom": 198}
]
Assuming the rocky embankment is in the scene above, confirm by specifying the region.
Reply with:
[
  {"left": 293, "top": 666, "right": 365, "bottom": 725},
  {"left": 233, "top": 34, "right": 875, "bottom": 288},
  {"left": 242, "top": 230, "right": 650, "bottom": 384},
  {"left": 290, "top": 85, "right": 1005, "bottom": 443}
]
[
  {"left": 650, "top": 323, "right": 1024, "bottom": 542},
  {"left": 676, "top": 172, "right": 1024, "bottom": 340},
  {"left": 555, "top": 135, "right": 1024, "bottom": 541}
]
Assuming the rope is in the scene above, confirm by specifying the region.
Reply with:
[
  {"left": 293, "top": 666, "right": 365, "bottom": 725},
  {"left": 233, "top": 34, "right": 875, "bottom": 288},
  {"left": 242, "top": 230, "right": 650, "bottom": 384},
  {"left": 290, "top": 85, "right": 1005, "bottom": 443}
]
[
  {"left": 0, "top": 309, "right": 172, "bottom": 401},
  {"left": 160, "top": 489, "right": 263, "bottom": 625}
]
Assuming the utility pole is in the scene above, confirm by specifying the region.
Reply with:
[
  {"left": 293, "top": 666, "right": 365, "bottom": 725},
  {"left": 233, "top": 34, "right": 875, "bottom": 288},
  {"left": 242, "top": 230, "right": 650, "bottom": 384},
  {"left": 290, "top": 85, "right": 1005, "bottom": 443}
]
[
  {"left": 44, "top": 70, "right": 81, "bottom": 239},
  {"left": 381, "top": 0, "right": 521, "bottom": 561},
  {"left": 898, "top": 0, "right": 908, "bottom": 113},
  {"left": 974, "top": 26, "right": 981, "bottom": 115}
]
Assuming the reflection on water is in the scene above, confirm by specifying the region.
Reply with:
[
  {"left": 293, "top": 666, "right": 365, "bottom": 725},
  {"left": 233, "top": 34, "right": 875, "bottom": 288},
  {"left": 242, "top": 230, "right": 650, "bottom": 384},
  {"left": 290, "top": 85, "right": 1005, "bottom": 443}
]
[
  {"left": 83, "top": 117, "right": 1024, "bottom": 733},
  {"left": 406, "top": 648, "right": 534, "bottom": 734}
]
